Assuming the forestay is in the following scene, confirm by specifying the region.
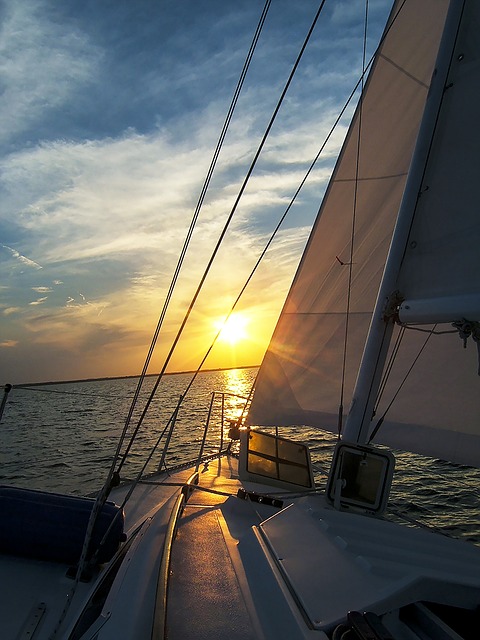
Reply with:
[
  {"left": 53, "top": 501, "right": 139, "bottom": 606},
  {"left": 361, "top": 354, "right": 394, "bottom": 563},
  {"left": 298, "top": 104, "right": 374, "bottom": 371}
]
[{"left": 247, "top": 0, "right": 480, "bottom": 468}]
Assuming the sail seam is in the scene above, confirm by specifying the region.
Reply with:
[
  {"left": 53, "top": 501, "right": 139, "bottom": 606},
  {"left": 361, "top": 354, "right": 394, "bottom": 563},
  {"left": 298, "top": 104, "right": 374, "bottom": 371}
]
[
  {"left": 379, "top": 53, "right": 430, "bottom": 89},
  {"left": 334, "top": 171, "right": 407, "bottom": 183}
]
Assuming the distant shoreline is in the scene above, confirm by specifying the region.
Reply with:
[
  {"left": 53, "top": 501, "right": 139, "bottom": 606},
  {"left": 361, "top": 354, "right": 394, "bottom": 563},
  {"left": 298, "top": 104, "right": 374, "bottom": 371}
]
[{"left": 13, "top": 365, "right": 260, "bottom": 388}]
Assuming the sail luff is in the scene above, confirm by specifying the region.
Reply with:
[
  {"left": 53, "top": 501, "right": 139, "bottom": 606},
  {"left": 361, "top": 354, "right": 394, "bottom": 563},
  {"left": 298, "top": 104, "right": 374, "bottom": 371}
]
[{"left": 343, "top": 0, "right": 466, "bottom": 444}]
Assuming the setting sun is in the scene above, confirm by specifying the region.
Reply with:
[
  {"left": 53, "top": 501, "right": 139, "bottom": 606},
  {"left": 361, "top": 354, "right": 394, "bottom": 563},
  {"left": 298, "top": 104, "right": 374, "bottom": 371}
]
[{"left": 215, "top": 313, "right": 249, "bottom": 345}]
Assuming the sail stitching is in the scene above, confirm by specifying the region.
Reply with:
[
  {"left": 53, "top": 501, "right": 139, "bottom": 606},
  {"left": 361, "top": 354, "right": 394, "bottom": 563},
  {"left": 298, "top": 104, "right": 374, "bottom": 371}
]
[{"left": 379, "top": 53, "right": 430, "bottom": 89}]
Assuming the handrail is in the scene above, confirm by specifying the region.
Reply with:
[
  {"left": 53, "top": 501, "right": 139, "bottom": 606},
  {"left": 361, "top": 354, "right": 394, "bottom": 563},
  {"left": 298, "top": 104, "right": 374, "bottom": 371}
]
[
  {"left": 151, "top": 471, "right": 199, "bottom": 640},
  {"left": 196, "top": 393, "right": 215, "bottom": 471},
  {"left": 154, "top": 389, "right": 247, "bottom": 477}
]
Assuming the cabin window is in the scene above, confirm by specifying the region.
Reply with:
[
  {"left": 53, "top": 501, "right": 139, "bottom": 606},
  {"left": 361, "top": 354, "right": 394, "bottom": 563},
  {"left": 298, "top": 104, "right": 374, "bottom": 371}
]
[{"left": 239, "top": 429, "right": 314, "bottom": 490}]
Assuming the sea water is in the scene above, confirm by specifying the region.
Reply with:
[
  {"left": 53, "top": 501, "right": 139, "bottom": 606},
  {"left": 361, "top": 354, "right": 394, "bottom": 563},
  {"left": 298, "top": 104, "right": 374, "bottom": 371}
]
[
  {"left": 1, "top": 367, "right": 479, "bottom": 544},
  {"left": 0, "top": 369, "right": 257, "bottom": 495}
]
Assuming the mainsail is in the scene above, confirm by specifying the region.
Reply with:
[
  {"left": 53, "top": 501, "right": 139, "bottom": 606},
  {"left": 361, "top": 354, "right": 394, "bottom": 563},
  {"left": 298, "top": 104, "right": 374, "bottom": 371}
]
[
  {"left": 248, "top": 0, "right": 480, "bottom": 467},
  {"left": 345, "top": 0, "right": 480, "bottom": 466},
  {"left": 397, "top": 7, "right": 480, "bottom": 323}
]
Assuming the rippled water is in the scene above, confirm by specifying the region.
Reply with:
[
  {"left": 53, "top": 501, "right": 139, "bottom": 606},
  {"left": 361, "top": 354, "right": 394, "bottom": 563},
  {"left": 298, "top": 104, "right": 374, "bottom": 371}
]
[
  {"left": 1, "top": 367, "right": 479, "bottom": 544},
  {"left": 1, "top": 369, "right": 254, "bottom": 494}
]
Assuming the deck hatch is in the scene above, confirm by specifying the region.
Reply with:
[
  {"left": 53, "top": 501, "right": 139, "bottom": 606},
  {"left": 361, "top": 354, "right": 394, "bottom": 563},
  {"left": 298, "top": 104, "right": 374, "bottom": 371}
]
[{"left": 326, "top": 442, "right": 394, "bottom": 515}]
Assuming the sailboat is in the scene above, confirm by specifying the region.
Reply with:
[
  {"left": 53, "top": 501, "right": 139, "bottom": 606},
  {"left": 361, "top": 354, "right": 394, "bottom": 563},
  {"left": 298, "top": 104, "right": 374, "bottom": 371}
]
[{"left": 1, "top": 0, "right": 479, "bottom": 638}]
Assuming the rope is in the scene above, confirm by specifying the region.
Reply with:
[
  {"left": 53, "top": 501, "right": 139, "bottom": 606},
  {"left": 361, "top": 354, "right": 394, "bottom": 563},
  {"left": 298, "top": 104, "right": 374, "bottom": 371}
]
[
  {"left": 139, "top": 479, "right": 235, "bottom": 499},
  {"left": 398, "top": 323, "right": 457, "bottom": 335}
]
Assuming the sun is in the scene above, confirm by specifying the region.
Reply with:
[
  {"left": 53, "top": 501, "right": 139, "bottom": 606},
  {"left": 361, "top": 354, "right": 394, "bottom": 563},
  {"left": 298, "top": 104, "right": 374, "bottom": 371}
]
[{"left": 215, "top": 313, "right": 249, "bottom": 345}]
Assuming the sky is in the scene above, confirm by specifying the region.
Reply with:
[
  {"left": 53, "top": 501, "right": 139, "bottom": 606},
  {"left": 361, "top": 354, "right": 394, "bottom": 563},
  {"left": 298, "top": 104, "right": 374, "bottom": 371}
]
[{"left": 0, "top": 0, "right": 391, "bottom": 384}]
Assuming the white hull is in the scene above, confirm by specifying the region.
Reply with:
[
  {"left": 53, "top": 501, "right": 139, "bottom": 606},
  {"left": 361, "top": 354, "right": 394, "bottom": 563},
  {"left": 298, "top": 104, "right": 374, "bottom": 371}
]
[{"left": 3, "top": 454, "right": 479, "bottom": 639}]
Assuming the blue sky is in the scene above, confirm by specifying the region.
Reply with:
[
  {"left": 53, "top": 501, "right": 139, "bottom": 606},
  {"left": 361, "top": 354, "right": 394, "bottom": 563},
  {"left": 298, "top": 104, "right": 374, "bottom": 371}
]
[{"left": 0, "top": 0, "right": 391, "bottom": 384}]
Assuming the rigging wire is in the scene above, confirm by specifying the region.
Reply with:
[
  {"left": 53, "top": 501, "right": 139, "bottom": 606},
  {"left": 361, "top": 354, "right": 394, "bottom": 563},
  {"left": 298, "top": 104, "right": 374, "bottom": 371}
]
[
  {"left": 117, "top": 23, "right": 398, "bottom": 489},
  {"left": 115, "top": 0, "right": 329, "bottom": 476},
  {"left": 55, "top": 3, "right": 332, "bottom": 619},
  {"left": 49, "top": 5, "right": 276, "bottom": 634},
  {"left": 112, "top": 43, "right": 367, "bottom": 490},
  {"left": 73, "top": 0, "right": 414, "bottom": 509},
  {"left": 115, "top": 0, "right": 413, "bottom": 477},
  {"left": 374, "top": 324, "right": 406, "bottom": 412},
  {"left": 368, "top": 324, "right": 437, "bottom": 443},
  {"left": 77, "top": 2, "right": 340, "bottom": 559},
  {"left": 337, "top": 0, "right": 370, "bottom": 437},
  {"left": 114, "top": 0, "right": 273, "bottom": 474},
  {"left": 8, "top": 4, "right": 410, "bottom": 489}
]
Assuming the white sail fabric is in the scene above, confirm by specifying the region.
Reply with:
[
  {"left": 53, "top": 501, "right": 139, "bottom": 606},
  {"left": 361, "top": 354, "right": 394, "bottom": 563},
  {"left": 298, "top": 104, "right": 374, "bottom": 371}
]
[
  {"left": 248, "top": 3, "right": 452, "bottom": 443},
  {"left": 367, "top": 0, "right": 480, "bottom": 466},
  {"left": 365, "top": 326, "right": 479, "bottom": 466},
  {"left": 397, "top": 1, "right": 480, "bottom": 321}
]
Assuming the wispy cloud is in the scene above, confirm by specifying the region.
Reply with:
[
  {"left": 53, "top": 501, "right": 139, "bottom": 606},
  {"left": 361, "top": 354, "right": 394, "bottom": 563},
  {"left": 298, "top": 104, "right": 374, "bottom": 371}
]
[
  {"left": 29, "top": 296, "right": 48, "bottom": 306},
  {"left": 2, "top": 307, "right": 22, "bottom": 316},
  {"left": 0, "top": 340, "right": 18, "bottom": 348},
  {"left": 1, "top": 244, "right": 42, "bottom": 270},
  {"left": 0, "top": 0, "right": 392, "bottom": 383},
  {"left": 0, "top": 0, "right": 99, "bottom": 147},
  {"left": 32, "top": 286, "right": 52, "bottom": 293}
]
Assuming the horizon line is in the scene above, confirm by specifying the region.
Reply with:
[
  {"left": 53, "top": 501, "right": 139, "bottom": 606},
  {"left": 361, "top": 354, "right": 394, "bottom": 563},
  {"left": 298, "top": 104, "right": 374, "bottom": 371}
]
[{"left": 12, "top": 364, "right": 260, "bottom": 388}]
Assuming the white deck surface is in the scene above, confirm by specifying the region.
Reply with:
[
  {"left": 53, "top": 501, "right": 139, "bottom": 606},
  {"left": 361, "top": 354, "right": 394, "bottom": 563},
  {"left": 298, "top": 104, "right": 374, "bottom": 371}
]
[{"left": 2, "top": 456, "right": 480, "bottom": 639}]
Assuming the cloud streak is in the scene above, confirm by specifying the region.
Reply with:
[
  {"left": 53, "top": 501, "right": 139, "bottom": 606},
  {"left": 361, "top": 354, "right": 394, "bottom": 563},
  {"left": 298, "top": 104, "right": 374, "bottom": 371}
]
[
  {"left": 0, "top": 0, "right": 99, "bottom": 147},
  {"left": 0, "top": 0, "right": 391, "bottom": 383},
  {"left": 2, "top": 244, "right": 43, "bottom": 270}
]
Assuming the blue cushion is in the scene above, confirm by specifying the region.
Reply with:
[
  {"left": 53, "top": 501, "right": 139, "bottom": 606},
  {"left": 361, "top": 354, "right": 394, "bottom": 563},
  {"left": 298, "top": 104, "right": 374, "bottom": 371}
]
[{"left": 0, "top": 486, "right": 125, "bottom": 564}]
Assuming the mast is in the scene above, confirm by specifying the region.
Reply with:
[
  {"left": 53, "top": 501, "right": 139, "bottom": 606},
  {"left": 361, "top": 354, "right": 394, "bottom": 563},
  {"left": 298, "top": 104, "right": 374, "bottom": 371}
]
[{"left": 343, "top": 0, "right": 465, "bottom": 445}]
